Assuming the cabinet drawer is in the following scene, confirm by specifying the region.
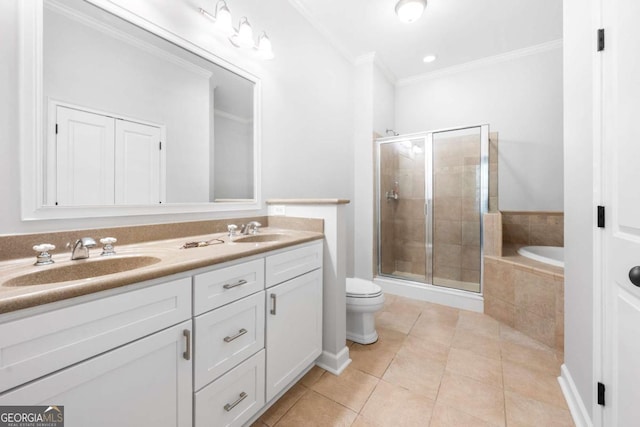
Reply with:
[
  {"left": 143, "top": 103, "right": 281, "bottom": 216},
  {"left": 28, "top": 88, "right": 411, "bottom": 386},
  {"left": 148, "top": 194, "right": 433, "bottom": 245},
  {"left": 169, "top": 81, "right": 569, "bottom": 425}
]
[
  {"left": 195, "top": 349, "right": 265, "bottom": 427},
  {"left": 194, "top": 291, "right": 265, "bottom": 390},
  {"left": 266, "top": 242, "right": 322, "bottom": 287},
  {"left": 193, "top": 259, "right": 264, "bottom": 315},
  {"left": 0, "top": 278, "right": 191, "bottom": 394}
]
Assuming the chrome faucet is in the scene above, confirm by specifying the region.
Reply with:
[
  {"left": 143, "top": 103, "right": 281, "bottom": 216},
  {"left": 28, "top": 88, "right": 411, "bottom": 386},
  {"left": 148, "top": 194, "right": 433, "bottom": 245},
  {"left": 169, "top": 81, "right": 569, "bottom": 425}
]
[
  {"left": 241, "top": 221, "right": 262, "bottom": 235},
  {"left": 70, "top": 237, "right": 97, "bottom": 260}
]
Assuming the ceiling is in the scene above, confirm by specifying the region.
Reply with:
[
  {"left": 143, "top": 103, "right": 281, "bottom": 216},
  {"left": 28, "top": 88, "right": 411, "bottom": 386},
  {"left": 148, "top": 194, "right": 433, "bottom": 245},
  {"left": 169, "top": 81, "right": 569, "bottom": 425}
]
[{"left": 289, "top": 0, "right": 563, "bottom": 80}]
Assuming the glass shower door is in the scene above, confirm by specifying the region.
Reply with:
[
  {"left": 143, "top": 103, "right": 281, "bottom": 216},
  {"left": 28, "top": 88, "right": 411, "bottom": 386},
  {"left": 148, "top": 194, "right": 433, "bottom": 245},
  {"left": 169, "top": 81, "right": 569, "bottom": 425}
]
[
  {"left": 429, "top": 126, "right": 488, "bottom": 293},
  {"left": 377, "top": 136, "right": 427, "bottom": 283}
]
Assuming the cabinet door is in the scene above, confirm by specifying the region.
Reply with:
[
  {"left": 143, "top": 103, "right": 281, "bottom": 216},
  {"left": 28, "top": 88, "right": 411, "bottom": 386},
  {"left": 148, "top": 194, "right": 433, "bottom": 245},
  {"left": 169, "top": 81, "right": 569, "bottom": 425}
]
[
  {"left": 114, "top": 119, "right": 163, "bottom": 205},
  {"left": 266, "top": 269, "right": 322, "bottom": 402},
  {"left": 55, "top": 106, "right": 115, "bottom": 206},
  {"left": 0, "top": 321, "right": 193, "bottom": 427}
]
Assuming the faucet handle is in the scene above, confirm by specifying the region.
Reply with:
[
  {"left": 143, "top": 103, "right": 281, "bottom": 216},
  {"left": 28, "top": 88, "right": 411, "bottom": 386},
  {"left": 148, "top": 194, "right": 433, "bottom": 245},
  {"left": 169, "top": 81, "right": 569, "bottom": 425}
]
[
  {"left": 33, "top": 243, "right": 55, "bottom": 266},
  {"left": 227, "top": 224, "right": 238, "bottom": 241},
  {"left": 248, "top": 221, "right": 262, "bottom": 234},
  {"left": 100, "top": 237, "right": 117, "bottom": 256}
]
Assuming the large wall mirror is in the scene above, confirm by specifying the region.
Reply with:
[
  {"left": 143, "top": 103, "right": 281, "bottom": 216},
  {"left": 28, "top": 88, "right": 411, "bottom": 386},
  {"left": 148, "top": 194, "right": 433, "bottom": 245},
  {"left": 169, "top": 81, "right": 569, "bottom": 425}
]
[{"left": 21, "top": 0, "right": 261, "bottom": 219}]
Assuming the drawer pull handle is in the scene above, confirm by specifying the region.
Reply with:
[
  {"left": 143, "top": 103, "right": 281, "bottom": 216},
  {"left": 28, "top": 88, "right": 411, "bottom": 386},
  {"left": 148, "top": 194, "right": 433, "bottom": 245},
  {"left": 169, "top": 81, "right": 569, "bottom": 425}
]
[
  {"left": 223, "top": 279, "right": 247, "bottom": 290},
  {"left": 224, "top": 392, "right": 248, "bottom": 412},
  {"left": 270, "top": 293, "right": 277, "bottom": 315},
  {"left": 223, "top": 328, "right": 248, "bottom": 343},
  {"left": 183, "top": 329, "right": 191, "bottom": 361}
]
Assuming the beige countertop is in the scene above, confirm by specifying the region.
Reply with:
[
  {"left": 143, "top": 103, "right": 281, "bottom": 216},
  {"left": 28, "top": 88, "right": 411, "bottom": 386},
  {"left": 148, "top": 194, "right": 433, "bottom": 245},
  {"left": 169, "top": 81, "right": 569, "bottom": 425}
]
[{"left": 0, "top": 228, "right": 323, "bottom": 314}]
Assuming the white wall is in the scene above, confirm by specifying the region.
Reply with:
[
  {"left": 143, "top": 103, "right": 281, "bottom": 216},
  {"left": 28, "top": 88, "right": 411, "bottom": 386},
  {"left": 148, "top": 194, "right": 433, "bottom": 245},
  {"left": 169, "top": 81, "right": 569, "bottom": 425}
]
[
  {"left": 0, "top": 0, "right": 354, "bottom": 235},
  {"left": 45, "top": 7, "right": 211, "bottom": 203},
  {"left": 563, "top": 0, "right": 595, "bottom": 419},
  {"left": 395, "top": 46, "right": 564, "bottom": 212},
  {"left": 353, "top": 54, "right": 395, "bottom": 279},
  {"left": 213, "top": 111, "right": 253, "bottom": 200}
]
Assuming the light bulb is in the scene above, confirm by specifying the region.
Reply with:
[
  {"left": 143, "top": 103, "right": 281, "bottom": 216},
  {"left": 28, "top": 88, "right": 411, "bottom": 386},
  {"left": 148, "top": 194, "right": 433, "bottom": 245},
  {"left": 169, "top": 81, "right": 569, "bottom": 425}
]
[
  {"left": 230, "top": 17, "right": 254, "bottom": 48},
  {"left": 395, "top": 0, "right": 427, "bottom": 23},
  {"left": 256, "top": 32, "right": 274, "bottom": 59},
  {"left": 423, "top": 54, "right": 437, "bottom": 63},
  {"left": 213, "top": 1, "right": 233, "bottom": 36}
]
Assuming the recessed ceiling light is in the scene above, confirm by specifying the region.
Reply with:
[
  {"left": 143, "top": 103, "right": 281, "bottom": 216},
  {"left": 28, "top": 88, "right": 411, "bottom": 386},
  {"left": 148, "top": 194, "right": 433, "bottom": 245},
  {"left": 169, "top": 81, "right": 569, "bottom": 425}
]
[
  {"left": 395, "top": 0, "right": 427, "bottom": 23},
  {"left": 423, "top": 54, "right": 437, "bottom": 63}
]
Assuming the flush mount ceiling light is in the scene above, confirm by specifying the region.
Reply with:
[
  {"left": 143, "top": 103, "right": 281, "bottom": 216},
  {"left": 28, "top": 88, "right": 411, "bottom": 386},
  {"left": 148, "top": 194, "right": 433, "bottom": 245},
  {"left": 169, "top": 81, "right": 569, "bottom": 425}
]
[
  {"left": 199, "top": 1, "right": 274, "bottom": 59},
  {"left": 395, "top": 0, "right": 427, "bottom": 23},
  {"left": 423, "top": 54, "right": 437, "bottom": 63}
]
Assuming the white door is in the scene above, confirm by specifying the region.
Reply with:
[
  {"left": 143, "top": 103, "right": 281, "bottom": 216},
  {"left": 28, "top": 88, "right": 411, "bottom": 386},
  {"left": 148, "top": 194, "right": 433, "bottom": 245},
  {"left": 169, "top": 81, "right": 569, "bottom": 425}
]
[
  {"left": 0, "top": 321, "right": 193, "bottom": 427},
  {"left": 265, "top": 269, "right": 322, "bottom": 402},
  {"left": 602, "top": 0, "right": 640, "bottom": 424},
  {"left": 56, "top": 106, "right": 114, "bottom": 205},
  {"left": 114, "top": 119, "right": 163, "bottom": 205}
]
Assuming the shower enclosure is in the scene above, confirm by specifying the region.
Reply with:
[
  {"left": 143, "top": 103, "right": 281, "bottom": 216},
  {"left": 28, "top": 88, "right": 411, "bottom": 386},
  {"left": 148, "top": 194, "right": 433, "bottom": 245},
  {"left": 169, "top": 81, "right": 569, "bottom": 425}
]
[{"left": 376, "top": 125, "right": 489, "bottom": 293}]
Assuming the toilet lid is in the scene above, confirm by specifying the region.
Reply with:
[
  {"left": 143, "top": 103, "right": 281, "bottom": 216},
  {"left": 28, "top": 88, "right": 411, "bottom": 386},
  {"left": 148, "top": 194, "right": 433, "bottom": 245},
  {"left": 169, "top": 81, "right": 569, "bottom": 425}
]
[{"left": 346, "top": 278, "right": 382, "bottom": 298}]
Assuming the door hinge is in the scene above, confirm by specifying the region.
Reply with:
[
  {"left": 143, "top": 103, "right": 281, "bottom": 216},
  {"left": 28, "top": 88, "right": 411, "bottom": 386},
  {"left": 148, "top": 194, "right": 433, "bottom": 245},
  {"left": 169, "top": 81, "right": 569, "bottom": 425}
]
[
  {"left": 598, "top": 28, "right": 605, "bottom": 51},
  {"left": 597, "top": 205, "right": 605, "bottom": 228},
  {"left": 597, "top": 382, "right": 606, "bottom": 406},
  {"left": 159, "top": 141, "right": 162, "bottom": 150},
  {"left": 55, "top": 124, "right": 58, "bottom": 134}
]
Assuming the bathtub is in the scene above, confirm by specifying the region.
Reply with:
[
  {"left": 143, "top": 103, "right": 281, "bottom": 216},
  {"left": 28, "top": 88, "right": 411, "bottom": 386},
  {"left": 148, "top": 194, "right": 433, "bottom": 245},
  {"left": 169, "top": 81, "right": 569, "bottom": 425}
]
[{"left": 517, "top": 246, "right": 564, "bottom": 268}]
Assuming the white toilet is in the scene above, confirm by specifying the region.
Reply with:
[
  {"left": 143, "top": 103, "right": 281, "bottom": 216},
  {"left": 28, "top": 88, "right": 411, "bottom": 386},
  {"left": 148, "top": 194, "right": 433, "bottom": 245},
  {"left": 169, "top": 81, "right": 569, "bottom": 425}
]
[{"left": 346, "top": 278, "right": 385, "bottom": 344}]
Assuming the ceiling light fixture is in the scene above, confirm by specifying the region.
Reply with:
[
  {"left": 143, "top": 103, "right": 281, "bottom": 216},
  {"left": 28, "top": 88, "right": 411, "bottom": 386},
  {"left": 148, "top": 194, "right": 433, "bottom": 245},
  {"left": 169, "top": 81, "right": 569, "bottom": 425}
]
[
  {"left": 395, "top": 0, "right": 427, "bottom": 23},
  {"left": 199, "top": 2, "right": 274, "bottom": 59},
  {"left": 423, "top": 54, "right": 437, "bottom": 63}
]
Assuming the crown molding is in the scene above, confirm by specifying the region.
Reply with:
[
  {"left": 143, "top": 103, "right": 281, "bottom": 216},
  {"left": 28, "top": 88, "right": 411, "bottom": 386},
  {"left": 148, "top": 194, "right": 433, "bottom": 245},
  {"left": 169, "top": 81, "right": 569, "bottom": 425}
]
[
  {"left": 354, "top": 52, "right": 397, "bottom": 85},
  {"left": 397, "top": 39, "right": 563, "bottom": 87},
  {"left": 287, "top": 0, "right": 355, "bottom": 64}
]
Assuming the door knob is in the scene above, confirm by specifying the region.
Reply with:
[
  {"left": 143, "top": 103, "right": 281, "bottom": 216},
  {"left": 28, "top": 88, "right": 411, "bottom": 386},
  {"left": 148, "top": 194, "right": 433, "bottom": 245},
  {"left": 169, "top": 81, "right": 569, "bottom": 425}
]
[{"left": 628, "top": 266, "right": 640, "bottom": 287}]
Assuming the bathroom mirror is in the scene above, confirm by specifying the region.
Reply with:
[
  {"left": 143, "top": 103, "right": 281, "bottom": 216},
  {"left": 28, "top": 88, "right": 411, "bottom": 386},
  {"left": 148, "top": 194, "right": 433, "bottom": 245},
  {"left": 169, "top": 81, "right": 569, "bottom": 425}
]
[{"left": 21, "top": 0, "right": 261, "bottom": 219}]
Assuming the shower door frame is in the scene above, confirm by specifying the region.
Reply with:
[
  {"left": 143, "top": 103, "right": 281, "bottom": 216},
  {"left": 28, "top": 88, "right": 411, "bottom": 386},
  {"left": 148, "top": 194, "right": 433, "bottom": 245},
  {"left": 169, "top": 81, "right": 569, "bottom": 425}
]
[{"left": 376, "top": 124, "right": 490, "bottom": 294}]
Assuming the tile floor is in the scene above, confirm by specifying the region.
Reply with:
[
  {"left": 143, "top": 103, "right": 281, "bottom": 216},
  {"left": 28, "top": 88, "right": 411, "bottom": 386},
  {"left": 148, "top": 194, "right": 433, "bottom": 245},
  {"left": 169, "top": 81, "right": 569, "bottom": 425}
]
[{"left": 252, "top": 294, "right": 574, "bottom": 427}]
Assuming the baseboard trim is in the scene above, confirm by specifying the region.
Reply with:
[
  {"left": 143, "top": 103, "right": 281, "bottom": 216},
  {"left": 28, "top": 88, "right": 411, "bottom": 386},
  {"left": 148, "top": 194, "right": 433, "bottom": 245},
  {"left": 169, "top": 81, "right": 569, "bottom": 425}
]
[
  {"left": 315, "top": 347, "right": 351, "bottom": 375},
  {"left": 558, "top": 364, "right": 592, "bottom": 427},
  {"left": 374, "top": 276, "right": 484, "bottom": 312}
]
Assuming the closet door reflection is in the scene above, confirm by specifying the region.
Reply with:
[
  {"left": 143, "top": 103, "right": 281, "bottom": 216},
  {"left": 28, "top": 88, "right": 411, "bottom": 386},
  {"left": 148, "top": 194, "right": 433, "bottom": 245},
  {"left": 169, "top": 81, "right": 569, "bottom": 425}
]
[{"left": 378, "top": 137, "right": 427, "bottom": 283}]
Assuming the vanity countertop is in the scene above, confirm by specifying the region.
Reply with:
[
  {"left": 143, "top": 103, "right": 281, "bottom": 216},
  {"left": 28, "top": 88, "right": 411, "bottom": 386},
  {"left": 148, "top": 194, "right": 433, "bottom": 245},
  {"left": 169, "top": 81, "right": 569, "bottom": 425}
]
[{"left": 0, "top": 228, "right": 323, "bottom": 314}]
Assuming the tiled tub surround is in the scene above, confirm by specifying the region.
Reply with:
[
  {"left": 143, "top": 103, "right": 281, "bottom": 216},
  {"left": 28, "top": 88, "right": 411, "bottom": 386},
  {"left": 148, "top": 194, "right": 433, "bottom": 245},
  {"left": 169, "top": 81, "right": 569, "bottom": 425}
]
[{"left": 482, "top": 211, "right": 564, "bottom": 351}]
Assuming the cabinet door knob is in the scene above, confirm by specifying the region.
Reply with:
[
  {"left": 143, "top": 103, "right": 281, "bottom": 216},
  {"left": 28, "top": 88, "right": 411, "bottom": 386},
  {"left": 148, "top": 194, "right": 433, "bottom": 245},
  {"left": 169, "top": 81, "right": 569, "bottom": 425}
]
[{"left": 629, "top": 266, "right": 640, "bottom": 287}]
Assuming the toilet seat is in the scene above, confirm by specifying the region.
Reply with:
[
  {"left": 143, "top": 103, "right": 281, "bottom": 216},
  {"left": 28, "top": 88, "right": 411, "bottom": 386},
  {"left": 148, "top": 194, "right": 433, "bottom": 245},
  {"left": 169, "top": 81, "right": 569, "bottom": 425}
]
[{"left": 346, "top": 278, "right": 382, "bottom": 298}]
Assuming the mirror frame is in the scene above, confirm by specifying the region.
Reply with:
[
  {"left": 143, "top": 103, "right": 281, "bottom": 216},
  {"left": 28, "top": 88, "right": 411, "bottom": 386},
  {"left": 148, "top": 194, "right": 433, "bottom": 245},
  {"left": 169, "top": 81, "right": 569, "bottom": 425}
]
[{"left": 20, "top": 0, "right": 262, "bottom": 220}]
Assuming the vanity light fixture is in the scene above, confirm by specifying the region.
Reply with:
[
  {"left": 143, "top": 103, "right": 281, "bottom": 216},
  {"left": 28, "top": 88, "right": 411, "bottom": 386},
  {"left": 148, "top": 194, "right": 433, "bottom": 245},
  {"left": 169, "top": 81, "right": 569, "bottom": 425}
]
[
  {"left": 199, "top": 1, "right": 274, "bottom": 59},
  {"left": 395, "top": 0, "right": 427, "bottom": 23}
]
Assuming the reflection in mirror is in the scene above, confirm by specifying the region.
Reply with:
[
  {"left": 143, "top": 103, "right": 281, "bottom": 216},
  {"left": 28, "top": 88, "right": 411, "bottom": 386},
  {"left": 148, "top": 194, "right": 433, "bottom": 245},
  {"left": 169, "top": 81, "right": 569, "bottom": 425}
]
[{"left": 43, "top": 0, "right": 256, "bottom": 206}]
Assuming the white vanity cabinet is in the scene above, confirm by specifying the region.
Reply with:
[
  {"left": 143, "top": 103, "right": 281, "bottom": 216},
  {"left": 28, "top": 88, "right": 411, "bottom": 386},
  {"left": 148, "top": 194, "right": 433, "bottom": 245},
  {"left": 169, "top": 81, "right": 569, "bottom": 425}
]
[
  {"left": 265, "top": 244, "right": 323, "bottom": 402},
  {"left": 0, "top": 277, "right": 193, "bottom": 426}
]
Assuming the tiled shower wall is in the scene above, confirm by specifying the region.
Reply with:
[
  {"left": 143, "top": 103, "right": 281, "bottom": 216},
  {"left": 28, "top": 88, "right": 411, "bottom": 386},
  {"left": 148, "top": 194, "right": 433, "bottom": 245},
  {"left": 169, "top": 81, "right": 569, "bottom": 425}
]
[
  {"left": 502, "top": 211, "right": 564, "bottom": 247},
  {"left": 379, "top": 142, "right": 426, "bottom": 277}
]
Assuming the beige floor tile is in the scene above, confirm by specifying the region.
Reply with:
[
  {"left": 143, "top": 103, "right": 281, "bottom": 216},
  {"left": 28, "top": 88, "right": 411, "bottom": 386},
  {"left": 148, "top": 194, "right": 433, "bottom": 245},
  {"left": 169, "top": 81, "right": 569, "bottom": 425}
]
[
  {"left": 250, "top": 421, "right": 269, "bottom": 427},
  {"left": 430, "top": 402, "right": 497, "bottom": 427},
  {"left": 275, "top": 391, "right": 357, "bottom": 427},
  {"left": 311, "top": 366, "right": 379, "bottom": 412},
  {"left": 376, "top": 310, "right": 420, "bottom": 334},
  {"left": 360, "top": 380, "right": 435, "bottom": 427},
  {"left": 260, "top": 383, "right": 308, "bottom": 426},
  {"left": 350, "top": 415, "right": 380, "bottom": 427},
  {"left": 451, "top": 329, "right": 501, "bottom": 360},
  {"left": 398, "top": 334, "right": 450, "bottom": 364},
  {"left": 502, "top": 361, "right": 568, "bottom": 409},
  {"left": 298, "top": 365, "right": 326, "bottom": 388},
  {"left": 382, "top": 351, "right": 446, "bottom": 400},
  {"left": 437, "top": 373, "right": 505, "bottom": 427},
  {"left": 370, "top": 327, "right": 408, "bottom": 353},
  {"left": 410, "top": 317, "right": 457, "bottom": 346},
  {"left": 456, "top": 310, "right": 500, "bottom": 338},
  {"left": 505, "top": 391, "right": 575, "bottom": 426},
  {"left": 349, "top": 343, "right": 396, "bottom": 378},
  {"left": 445, "top": 347, "right": 502, "bottom": 388},
  {"left": 499, "top": 324, "right": 553, "bottom": 352},
  {"left": 500, "top": 340, "right": 560, "bottom": 376}
]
